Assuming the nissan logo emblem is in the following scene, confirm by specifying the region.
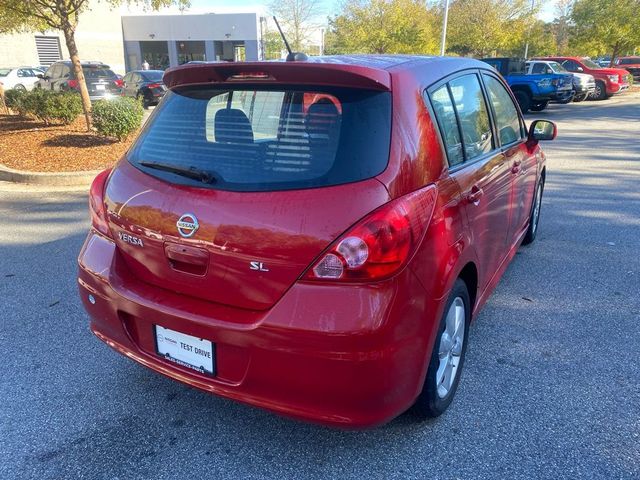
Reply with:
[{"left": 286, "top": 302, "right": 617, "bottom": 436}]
[{"left": 176, "top": 213, "right": 199, "bottom": 238}]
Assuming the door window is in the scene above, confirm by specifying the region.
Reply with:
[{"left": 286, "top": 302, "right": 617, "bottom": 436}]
[
  {"left": 561, "top": 60, "right": 581, "bottom": 72},
  {"left": 482, "top": 74, "right": 524, "bottom": 146},
  {"left": 60, "top": 64, "right": 71, "bottom": 79},
  {"left": 50, "top": 64, "right": 62, "bottom": 79},
  {"left": 429, "top": 85, "right": 464, "bottom": 166},
  {"left": 530, "top": 63, "right": 550, "bottom": 74},
  {"left": 448, "top": 74, "right": 494, "bottom": 160}
]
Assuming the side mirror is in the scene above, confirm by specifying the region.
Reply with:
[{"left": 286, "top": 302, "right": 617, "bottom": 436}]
[{"left": 528, "top": 119, "right": 557, "bottom": 143}]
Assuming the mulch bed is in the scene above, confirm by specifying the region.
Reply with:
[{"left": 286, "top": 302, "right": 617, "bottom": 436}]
[{"left": 0, "top": 114, "right": 137, "bottom": 172}]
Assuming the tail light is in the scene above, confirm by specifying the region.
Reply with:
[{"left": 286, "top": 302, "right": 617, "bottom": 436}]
[
  {"left": 305, "top": 185, "right": 438, "bottom": 282},
  {"left": 114, "top": 79, "right": 124, "bottom": 87},
  {"left": 147, "top": 83, "right": 161, "bottom": 89},
  {"left": 66, "top": 79, "right": 79, "bottom": 90},
  {"left": 89, "top": 169, "right": 112, "bottom": 238}
]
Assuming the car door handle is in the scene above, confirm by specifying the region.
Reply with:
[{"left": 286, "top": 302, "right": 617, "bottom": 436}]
[
  {"left": 466, "top": 186, "right": 484, "bottom": 205},
  {"left": 511, "top": 160, "right": 522, "bottom": 174}
]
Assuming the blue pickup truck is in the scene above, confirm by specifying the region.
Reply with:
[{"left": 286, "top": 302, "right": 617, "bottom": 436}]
[{"left": 481, "top": 57, "right": 573, "bottom": 113}]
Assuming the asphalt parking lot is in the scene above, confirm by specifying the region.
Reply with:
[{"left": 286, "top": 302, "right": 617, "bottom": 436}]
[{"left": 1, "top": 93, "right": 639, "bottom": 479}]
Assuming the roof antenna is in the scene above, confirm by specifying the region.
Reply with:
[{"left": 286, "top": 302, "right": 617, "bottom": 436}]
[{"left": 272, "top": 16, "right": 308, "bottom": 62}]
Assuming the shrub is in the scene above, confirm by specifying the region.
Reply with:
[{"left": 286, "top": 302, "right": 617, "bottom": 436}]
[
  {"left": 5, "top": 89, "right": 82, "bottom": 125},
  {"left": 39, "top": 91, "right": 83, "bottom": 125},
  {"left": 92, "top": 97, "right": 144, "bottom": 141},
  {"left": 20, "top": 88, "right": 48, "bottom": 119},
  {"left": 4, "top": 89, "right": 27, "bottom": 116}
]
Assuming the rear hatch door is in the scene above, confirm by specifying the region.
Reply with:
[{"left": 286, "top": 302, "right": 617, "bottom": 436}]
[{"left": 104, "top": 77, "right": 392, "bottom": 311}]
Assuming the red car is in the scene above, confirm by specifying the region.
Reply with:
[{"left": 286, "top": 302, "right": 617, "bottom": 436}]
[
  {"left": 78, "top": 56, "right": 556, "bottom": 427},
  {"left": 615, "top": 56, "right": 640, "bottom": 82},
  {"left": 535, "top": 56, "right": 631, "bottom": 100}
]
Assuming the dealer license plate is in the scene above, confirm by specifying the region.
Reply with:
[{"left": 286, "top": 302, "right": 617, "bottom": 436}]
[{"left": 154, "top": 325, "right": 215, "bottom": 376}]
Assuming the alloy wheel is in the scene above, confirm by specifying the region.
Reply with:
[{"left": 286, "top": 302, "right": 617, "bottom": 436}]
[
  {"left": 531, "top": 182, "right": 542, "bottom": 235},
  {"left": 436, "top": 297, "right": 466, "bottom": 398}
]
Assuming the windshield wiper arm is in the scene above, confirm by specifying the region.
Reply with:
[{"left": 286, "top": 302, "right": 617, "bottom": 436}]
[{"left": 139, "top": 161, "right": 217, "bottom": 184}]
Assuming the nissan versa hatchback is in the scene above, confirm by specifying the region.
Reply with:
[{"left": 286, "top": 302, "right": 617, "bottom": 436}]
[{"left": 78, "top": 56, "right": 556, "bottom": 427}]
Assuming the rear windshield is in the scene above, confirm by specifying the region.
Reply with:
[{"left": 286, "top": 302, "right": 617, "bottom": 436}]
[
  {"left": 142, "top": 71, "right": 164, "bottom": 82},
  {"left": 83, "top": 67, "right": 117, "bottom": 79},
  {"left": 128, "top": 87, "right": 392, "bottom": 192}
]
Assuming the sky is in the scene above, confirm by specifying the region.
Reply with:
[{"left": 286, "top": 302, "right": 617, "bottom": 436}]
[{"left": 153, "top": 0, "right": 559, "bottom": 24}]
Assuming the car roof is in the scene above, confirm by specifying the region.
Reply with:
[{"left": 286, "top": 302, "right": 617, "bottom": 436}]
[{"left": 56, "top": 60, "right": 110, "bottom": 67}]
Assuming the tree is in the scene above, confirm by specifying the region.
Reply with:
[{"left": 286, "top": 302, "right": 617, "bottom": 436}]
[
  {"left": 263, "top": 29, "right": 287, "bottom": 59},
  {"left": 325, "top": 0, "right": 438, "bottom": 54},
  {"left": 444, "top": 0, "right": 535, "bottom": 57},
  {"left": 570, "top": 0, "right": 640, "bottom": 64},
  {"left": 0, "top": 0, "right": 189, "bottom": 130},
  {"left": 269, "top": 0, "right": 321, "bottom": 52}
]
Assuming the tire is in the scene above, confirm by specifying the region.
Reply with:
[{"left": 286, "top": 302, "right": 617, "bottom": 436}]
[
  {"left": 556, "top": 93, "right": 573, "bottom": 104},
  {"left": 522, "top": 176, "right": 544, "bottom": 245},
  {"left": 530, "top": 100, "right": 549, "bottom": 112},
  {"left": 14, "top": 84, "right": 26, "bottom": 91},
  {"left": 591, "top": 81, "right": 607, "bottom": 101},
  {"left": 573, "top": 93, "right": 588, "bottom": 102},
  {"left": 513, "top": 90, "right": 531, "bottom": 113},
  {"left": 412, "top": 278, "right": 471, "bottom": 419}
]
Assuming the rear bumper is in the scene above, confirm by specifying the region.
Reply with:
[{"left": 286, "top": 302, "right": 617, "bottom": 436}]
[
  {"left": 77, "top": 231, "right": 439, "bottom": 428},
  {"left": 88, "top": 92, "right": 122, "bottom": 102}
]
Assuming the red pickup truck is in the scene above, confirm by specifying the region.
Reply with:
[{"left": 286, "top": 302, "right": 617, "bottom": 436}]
[
  {"left": 615, "top": 57, "right": 640, "bottom": 82},
  {"left": 534, "top": 56, "right": 631, "bottom": 100}
]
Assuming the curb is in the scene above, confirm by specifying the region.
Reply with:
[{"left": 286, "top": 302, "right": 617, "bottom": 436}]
[{"left": 0, "top": 163, "right": 100, "bottom": 186}]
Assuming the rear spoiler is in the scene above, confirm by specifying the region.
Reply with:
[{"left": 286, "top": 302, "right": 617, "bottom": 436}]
[{"left": 163, "top": 61, "right": 392, "bottom": 92}]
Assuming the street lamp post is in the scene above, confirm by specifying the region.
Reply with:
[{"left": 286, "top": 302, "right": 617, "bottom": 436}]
[
  {"left": 440, "top": 0, "right": 450, "bottom": 56},
  {"left": 523, "top": 0, "right": 536, "bottom": 59}
]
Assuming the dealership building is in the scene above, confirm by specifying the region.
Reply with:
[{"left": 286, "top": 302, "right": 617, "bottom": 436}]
[
  {"left": 122, "top": 12, "right": 261, "bottom": 71},
  {"left": 0, "top": 5, "right": 263, "bottom": 74}
]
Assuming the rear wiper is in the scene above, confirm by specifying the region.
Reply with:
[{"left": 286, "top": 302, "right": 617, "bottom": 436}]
[{"left": 139, "top": 161, "right": 217, "bottom": 184}]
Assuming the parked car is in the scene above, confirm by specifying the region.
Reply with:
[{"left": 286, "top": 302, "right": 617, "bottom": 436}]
[
  {"left": 535, "top": 56, "right": 631, "bottom": 100},
  {"left": 35, "top": 60, "right": 123, "bottom": 101},
  {"left": 121, "top": 70, "right": 167, "bottom": 108},
  {"left": 615, "top": 56, "right": 640, "bottom": 82},
  {"left": 525, "top": 60, "right": 596, "bottom": 102},
  {"left": 0, "top": 66, "right": 45, "bottom": 91},
  {"left": 481, "top": 57, "right": 573, "bottom": 112},
  {"left": 78, "top": 56, "right": 556, "bottom": 427}
]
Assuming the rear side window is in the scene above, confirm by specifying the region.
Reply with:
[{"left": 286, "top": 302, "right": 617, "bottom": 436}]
[
  {"left": 128, "top": 87, "right": 391, "bottom": 192},
  {"left": 482, "top": 74, "right": 524, "bottom": 145},
  {"left": 430, "top": 85, "right": 464, "bottom": 166},
  {"left": 448, "top": 74, "right": 493, "bottom": 160}
]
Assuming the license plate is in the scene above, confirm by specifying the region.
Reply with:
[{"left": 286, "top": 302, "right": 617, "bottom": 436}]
[
  {"left": 95, "top": 84, "right": 106, "bottom": 91},
  {"left": 154, "top": 325, "right": 215, "bottom": 376}
]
